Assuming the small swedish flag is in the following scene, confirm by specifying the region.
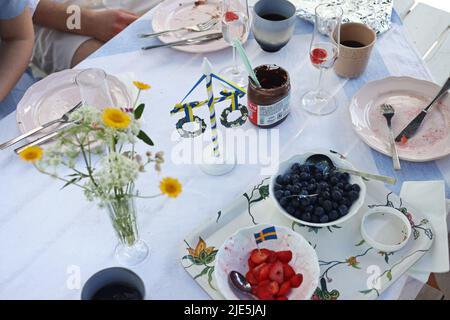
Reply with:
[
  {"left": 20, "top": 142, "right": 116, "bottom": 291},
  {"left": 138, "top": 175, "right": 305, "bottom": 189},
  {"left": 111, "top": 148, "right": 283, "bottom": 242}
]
[{"left": 254, "top": 226, "right": 278, "bottom": 244}]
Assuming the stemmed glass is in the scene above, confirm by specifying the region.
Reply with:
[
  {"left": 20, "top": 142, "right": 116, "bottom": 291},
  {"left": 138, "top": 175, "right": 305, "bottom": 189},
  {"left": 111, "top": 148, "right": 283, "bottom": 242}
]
[
  {"left": 220, "top": 0, "right": 250, "bottom": 88},
  {"left": 301, "top": 4, "right": 343, "bottom": 116}
]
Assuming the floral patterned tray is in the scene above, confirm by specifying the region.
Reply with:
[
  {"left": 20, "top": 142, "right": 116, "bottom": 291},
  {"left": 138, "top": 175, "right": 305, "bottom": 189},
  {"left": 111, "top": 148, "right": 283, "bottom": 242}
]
[{"left": 181, "top": 178, "right": 434, "bottom": 300}]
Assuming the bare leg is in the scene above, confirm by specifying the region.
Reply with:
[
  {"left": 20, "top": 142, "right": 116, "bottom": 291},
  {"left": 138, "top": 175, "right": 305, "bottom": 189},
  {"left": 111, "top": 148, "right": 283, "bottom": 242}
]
[{"left": 70, "top": 38, "right": 104, "bottom": 68}]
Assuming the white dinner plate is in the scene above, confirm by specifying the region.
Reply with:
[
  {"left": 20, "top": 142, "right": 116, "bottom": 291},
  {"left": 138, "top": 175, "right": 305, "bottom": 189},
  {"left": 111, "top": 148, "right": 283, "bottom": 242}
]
[
  {"left": 349, "top": 76, "right": 450, "bottom": 162},
  {"left": 16, "top": 69, "right": 132, "bottom": 140},
  {"left": 151, "top": 0, "right": 249, "bottom": 53}
]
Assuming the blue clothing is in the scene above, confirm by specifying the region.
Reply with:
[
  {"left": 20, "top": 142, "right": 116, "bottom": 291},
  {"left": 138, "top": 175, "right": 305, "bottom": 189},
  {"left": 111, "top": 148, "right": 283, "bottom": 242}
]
[
  {"left": 0, "top": 0, "right": 29, "bottom": 19},
  {"left": 0, "top": 0, "right": 36, "bottom": 119}
]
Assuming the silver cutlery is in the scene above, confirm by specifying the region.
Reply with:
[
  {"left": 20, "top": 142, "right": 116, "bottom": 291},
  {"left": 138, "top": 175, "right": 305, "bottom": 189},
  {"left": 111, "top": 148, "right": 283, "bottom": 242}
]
[
  {"left": 381, "top": 103, "right": 401, "bottom": 170},
  {"left": 0, "top": 101, "right": 82, "bottom": 150},
  {"left": 141, "top": 32, "right": 223, "bottom": 50},
  {"left": 395, "top": 77, "right": 450, "bottom": 143},
  {"left": 14, "top": 121, "right": 77, "bottom": 154},
  {"left": 138, "top": 18, "right": 218, "bottom": 38}
]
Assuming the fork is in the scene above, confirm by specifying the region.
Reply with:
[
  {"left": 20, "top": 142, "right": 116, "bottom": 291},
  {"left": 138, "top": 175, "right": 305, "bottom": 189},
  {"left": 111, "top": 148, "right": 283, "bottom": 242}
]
[
  {"left": 0, "top": 101, "right": 82, "bottom": 150},
  {"left": 381, "top": 103, "right": 401, "bottom": 170},
  {"left": 138, "top": 18, "right": 218, "bottom": 38}
]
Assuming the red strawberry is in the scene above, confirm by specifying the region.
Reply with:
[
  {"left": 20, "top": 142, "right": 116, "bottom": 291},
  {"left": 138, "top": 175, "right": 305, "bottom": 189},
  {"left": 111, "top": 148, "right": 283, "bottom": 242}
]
[
  {"left": 251, "top": 262, "right": 267, "bottom": 278},
  {"left": 278, "top": 281, "right": 292, "bottom": 296},
  {"left": 267, "top": 252, "right": 278, "bottom": 263},
  {"left": 267, "top": 281, "right": 280, "bottom": 296},
  {"left": 290, "top": 273, "right": 303, "bottom": 288},
  {"left": 245, "top": 270, "right": 258, "bottom": 286},
  {"left": 257, "top": 263, "right": 271, "bottom": 282},
  {"left": 250, "top": 249, "right": 271, "bottom": 265},
  {"left": 276, "top": 251, "right": 293, "bottom": 263},
  {"left": 225, "top": 11, "right": 239, "bottom": 22},
  {"left": 255, "top": 281, "right": 274, "bottom": 300},
  {"left": 276, "top": 296, "right": 288, "bottom": 300},
  {"left": 248, "top": 258, "right": 256, "bottom": 269},
  {"left": 269, "top": 261, "right": 284, "bottom": 284},
  {"left": 283, "top": 263, "right": 295, "bottom": 281}
]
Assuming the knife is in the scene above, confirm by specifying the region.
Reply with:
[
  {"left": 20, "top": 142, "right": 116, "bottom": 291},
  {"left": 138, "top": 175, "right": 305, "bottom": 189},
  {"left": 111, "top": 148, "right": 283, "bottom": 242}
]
[
  {"left": 14, "top": 122, "right": 76, "bottom": 154},
  {"left": 141, "top": 32, "right": 223, "bottom": 50},
  {"left": 395, "top": 77, "right": 450, "bottom": 143}
]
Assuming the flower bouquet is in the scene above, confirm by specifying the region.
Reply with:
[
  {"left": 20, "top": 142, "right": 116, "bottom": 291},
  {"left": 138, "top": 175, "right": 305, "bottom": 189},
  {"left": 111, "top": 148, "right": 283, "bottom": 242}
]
[{"left": 19, "top": 81, "right": 181, "bottom": 266}]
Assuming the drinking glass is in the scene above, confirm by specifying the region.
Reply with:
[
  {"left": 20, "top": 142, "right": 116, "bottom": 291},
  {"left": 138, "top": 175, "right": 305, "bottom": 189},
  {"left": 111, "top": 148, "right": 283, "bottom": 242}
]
[
  {"left": 76, "top": 68, "right": 114, "bottom": 109},
  {"left": 301, "top": 4, "right": 343, "bottom": 116},
  {"left": 220, "top": 0, "right": 250, "bottom": 88}
]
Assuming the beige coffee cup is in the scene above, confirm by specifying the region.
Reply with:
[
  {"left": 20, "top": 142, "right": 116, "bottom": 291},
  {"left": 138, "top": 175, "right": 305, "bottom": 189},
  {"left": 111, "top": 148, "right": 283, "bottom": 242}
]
[{"left": 333, "top": 23, "right": 376, "bottom": 78}]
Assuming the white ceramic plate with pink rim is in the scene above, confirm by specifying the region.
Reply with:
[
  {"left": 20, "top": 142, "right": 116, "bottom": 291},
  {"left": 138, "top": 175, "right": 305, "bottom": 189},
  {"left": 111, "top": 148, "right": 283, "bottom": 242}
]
[
  {"left": 214, "top": 224, "right": 320, "bottom": 300},
  {"left": 16, "top": 69, "right": 132, "bottom": 140},
  {"left": 151, "top": 0, "right": 249, "bottom": 53},
  {"left": 349, "top": 76, "right": 450, "bottom": 162}
]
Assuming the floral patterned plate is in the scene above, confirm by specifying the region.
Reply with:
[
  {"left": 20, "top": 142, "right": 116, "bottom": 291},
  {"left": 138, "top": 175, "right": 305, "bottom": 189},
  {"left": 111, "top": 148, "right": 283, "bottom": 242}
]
[{"left": 181, "top": 177, "right": 434, "bottom": 300}]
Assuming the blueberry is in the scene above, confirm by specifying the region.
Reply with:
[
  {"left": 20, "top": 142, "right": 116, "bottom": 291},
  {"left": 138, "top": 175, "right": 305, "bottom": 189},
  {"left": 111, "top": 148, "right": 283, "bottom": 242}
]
[
  {"left": 315, "top": 173, "right": 324, "bottom": 181},
  {"left": 276, "top": 175, "right": 285, "bottom": 185},
  {"left": 352, "top": 184, "right": 361, "bottom": 192},
  {"left": 309, "top": 197, "right": 317, "bottom": 205},
  {"left": 330, "top": 176, "right": 339, "bottom": 185},
  {"left": 311, "top": 215, "right": 320, "bottom": 223},
  {"left": 292, "top": 185, "right": 301, "bottom": 194},
  {"left": 336, "top": 182, "right": 344, "bottom": 190},
  {"left": 341, "top": 172, "right": 350, "bottom": 182},
  {"left": 291, "top": 197, "right": 301, "bottom": 208},
  {"left": 322, "top": 191, "right": 331, "bottom": 199},
  {"left": 304, "top": 205, "right": 314, "bottom": 213},
  {"left": 301, "top": 212, "right": 312, "bottom": 222},
  {"left": 291, "top": 163, "right": 301, "bottom": 172},
  {"left": 344, "top": 183, "right": 353, "bottom": 192},
  {"left": 284, "top": 174, "right": 292, "bottom": 184},
  {"left": 323, "top": 200, "right": 333, "bottom": 212},
  {"left": 307, "top": 183, "right": 316, "bottom": 192},
  {"left": 299, "top": 165, "right": 310, "bottom": 172},
  {"left": 274, "top": 184, "right": 282, "bottom": 191},
  {"left": 279, "top": 197, "right": 288, "bottom": 206},
  {"left": 319, "top": 215, "right": 329, "bottom": 223},
  {"left": 284, "top": 190, "right": 291, "bottom": 197},
  {"left": 338, "top": 204, "right": 349, "bottom": 216},
  {"left": 329, "top": 210, "right": 339, "bottom": 221},
  {"left": 275, "top": 190, "right": 284, "bottom": 200},
  {"left": 349, "top": 190, "right": 359, "bottom": 201},
  {"left": 300, "top": 172, "right": 311, "bottom": 181},
  {"left": 301, "top": 181, "right": 309, "bottom": 187},
  {"left": 314, "top": 206, "right": 325, "bottom": 216},
  {"left": 332, "top": 202, "right": 338, "bottom": 209},
  {"left": 287, "top": 206, "right": 296, "bottom": 215},
  {"left": 331, "top": 190, "right": 342, "bottom": 201},
  {"left": 300, "top": 197, "right": 310, "bottom": 207},
  {"left": 310, "top": 178, "right": 317, "bottom": 184}
]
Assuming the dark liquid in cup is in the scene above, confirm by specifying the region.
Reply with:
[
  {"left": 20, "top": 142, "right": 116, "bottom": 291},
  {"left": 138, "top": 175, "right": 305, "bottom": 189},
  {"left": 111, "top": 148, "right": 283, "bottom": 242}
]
[
  {"left": 260, "top": 13, "right": 287, "bottom": 21},
  {"left": 340, "top": 40, "right": 366, "bottom": 48},
  {"left": 91, "top": 283, "right": 143, "bottom": 300}
]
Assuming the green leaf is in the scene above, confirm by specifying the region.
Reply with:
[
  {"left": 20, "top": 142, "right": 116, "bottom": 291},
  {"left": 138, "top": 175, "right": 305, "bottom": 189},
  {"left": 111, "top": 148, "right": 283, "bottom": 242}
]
[
  {"left": 194, "top": 267, "right": 210, "bottom": 280},
  {"left": 359, "top": 289, "right": 374, "bottom": 295},
  {"left": 386, "top": 270, "right": 392, "bottom": 281},
  {"left": 207, "top": 267, "right": 216, "bottom": 290},
  {"left": 355, "top": 239, "right": 366, "bottom": 247},
  {"left": 134, "top": 103, "right": 145, "bottom": 120},
  {"left": 137, "top": 130, "right": 154, "bottom": 146},
  {"left": 61, "top": 178, "right": 78, "bottom": 190}
]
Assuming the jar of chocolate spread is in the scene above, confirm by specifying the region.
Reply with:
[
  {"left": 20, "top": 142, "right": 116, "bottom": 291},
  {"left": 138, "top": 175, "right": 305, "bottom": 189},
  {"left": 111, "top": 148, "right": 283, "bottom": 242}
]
[{"left": 247, "top": 64, "right": 291, "bottom": 128}]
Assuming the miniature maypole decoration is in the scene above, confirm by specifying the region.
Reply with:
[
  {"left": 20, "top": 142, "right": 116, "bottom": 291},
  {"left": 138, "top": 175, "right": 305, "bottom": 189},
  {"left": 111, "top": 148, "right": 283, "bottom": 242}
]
[{"left": 170, "top": 57, "right": 248, "bottom": 175}]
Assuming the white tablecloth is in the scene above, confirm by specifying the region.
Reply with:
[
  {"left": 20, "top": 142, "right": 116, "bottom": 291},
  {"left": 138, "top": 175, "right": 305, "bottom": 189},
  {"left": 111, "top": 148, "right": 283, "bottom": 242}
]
[{"left": 0, "top": 7, "right": 447, "bottom": 299}]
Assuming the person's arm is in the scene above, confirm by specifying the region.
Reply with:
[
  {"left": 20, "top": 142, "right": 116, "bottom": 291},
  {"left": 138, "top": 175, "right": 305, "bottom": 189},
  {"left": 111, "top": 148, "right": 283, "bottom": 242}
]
[
  {"left": 33, "top": 1, "right": 138, "bottom": 43},
  {"left": 0, "top": 6, "right": 34, "bottom": 102}
]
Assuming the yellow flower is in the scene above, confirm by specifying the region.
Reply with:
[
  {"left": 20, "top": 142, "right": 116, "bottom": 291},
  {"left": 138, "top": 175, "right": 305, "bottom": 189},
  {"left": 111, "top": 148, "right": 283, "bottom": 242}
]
[
  {"left": 19, "top": 146, "right": 43, "bottom": 162},
  {"left": 160, "top": 177, "right": 182, "bottom": 198},
  {"left": 187, "top": 237, "right": 215, "bottom": 258},
  {"left": 133, "top": 81, "right": 151, "bottom": 91},
  {"left": 102, "top": 108, "right": 131, "bottom": 129}
]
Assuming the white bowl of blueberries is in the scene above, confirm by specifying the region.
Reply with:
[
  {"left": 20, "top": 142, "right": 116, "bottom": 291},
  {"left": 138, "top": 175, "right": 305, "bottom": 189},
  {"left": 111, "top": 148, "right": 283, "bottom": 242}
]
[{"left": 270, "top": 150, "right": 366, "bottom": 227}]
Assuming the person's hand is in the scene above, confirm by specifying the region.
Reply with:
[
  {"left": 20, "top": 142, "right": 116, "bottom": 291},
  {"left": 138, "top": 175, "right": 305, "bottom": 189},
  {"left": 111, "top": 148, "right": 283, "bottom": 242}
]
[{"left": 87, "top": 9, "right": 138, "bottom": 42}]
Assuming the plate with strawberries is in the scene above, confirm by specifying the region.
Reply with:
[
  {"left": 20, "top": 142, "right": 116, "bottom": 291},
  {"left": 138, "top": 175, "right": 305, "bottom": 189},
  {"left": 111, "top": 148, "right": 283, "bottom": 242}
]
[{"left": 214, "top": 225, "right": 320, "bottom": 300}]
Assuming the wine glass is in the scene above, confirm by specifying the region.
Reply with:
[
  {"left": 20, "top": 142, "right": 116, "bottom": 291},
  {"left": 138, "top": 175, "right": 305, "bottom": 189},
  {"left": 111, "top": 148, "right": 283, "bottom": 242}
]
[
  {"left": 301, "top": 3, "right": 343, "bottom": 116},
  {"left": 220, "top": 0, "right": 249, "bottom": 88}
]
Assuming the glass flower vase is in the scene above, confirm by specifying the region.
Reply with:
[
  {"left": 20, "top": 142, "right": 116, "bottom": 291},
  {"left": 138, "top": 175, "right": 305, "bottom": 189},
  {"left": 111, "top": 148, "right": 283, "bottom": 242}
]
[{"left": 105, "top": 194, "right": 149, "bottom": 266}]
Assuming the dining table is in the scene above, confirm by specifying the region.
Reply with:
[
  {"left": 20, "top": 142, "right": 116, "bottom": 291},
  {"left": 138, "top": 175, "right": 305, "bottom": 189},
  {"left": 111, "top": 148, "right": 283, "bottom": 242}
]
[{"left": 0, "top": 4, "right": 449, "bottom": 300}]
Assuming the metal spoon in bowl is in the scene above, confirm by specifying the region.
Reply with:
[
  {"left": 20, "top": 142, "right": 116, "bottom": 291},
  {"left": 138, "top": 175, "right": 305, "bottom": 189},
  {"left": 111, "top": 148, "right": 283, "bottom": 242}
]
[
  {"left": 229, "top": 271, "right": 256, "bottom": 300},
  {"left": 305, "top": 154, "right": 396, "bottom": 185}
]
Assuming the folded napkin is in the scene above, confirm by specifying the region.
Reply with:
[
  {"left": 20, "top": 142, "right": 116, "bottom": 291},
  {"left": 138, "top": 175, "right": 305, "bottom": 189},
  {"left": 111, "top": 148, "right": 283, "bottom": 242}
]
[{"left": 400, "top": 181, "right": 450, "bottom": 283}]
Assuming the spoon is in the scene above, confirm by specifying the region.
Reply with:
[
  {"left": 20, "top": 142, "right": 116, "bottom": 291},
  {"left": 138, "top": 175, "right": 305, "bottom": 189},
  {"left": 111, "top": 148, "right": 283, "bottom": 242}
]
[
  {"left": 229, "top": 271, "right": 256, "bottom": 300},
  {"left": 305, "top": 154, "right": 396, "bottom": 185}
]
